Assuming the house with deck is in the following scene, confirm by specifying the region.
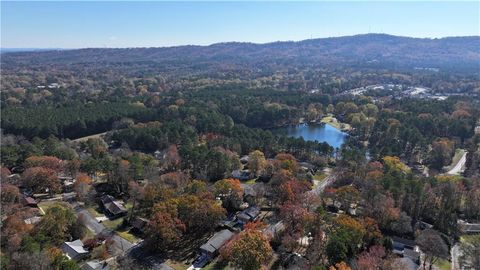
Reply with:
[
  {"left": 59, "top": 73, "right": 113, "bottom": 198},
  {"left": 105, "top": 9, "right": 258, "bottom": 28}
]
[{"left": 100, "top": 195, "right": 127, "bottom": 219}]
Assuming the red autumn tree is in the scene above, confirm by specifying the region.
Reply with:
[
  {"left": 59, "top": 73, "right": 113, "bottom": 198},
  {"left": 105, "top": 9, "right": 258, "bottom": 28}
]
[
  {"left": 1, "top": 184, "right": 21, "bottom": 204},
  {"left": 74, "top": 173, "right": 93, "bottom": 201},
  {"left": 214, "top": 178, "right": 244, "bottom": 209},
  {"left": 25, "top": 156, "right": 63, "bottom": 172},
  {"left": 22, "top": 167, "right": 61, "bottom": 194},
  {"left": 356, "top": 245, "right": 386, "bottom": 270},
  {"left": 145, "top": 210, "right": 186, "bottom": 252},
  {"left": 280, "top": 202, "right": 314, "bottom": 235},
  {"left": 220, "top": 226, "right": 273, "bottom": 270},
  {"left": 163, "top": 145, "right": 181, "bottom": 171},
  {"left": 277, "top": 179, "right": 311, "bottom": 203}
]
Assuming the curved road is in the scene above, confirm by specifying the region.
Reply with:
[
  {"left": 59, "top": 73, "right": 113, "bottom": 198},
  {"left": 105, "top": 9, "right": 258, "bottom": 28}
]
[{"left": 446, "top": 151, "right": 467, "bottom": 175}]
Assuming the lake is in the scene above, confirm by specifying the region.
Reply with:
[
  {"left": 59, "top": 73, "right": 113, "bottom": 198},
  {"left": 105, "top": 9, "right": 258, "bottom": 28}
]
[{"left": 271, "top": 123, "right": 348, "bottom": 149}]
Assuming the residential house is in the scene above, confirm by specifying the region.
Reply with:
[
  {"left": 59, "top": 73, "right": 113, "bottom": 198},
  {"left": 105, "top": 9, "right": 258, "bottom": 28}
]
[
  {"left": 199, "top": 229, "right": 235, "bottom": 258},
  {"left": 263, "top": 221, "right": 285, "bottom": 239},
  {"left": 232, "top": 169, "right": 252, "bottom": 181},
  {"left": 299, "top": 162, "right": 316, "bottom": 173},
  {"left": 61, "top": 240, "right": 89, "bottom": 260},
  {"left": 23, "top": 196, "right": 38, "bottom": 207},
  {"left": 100, "top": 195, "right": 127, "bottom": 219},
  {"left": 59, "top": 176, "right": 75, "bottom": 192},
  {"left": 392, "top": 237, "right": 420, "bottom": 265},
  {"left": 415, "top": 220, "right": 434, "bottom": 231},
  {"left": 131, "top": 217, "right": 150, "bottom": 236},
  {"left": 239, "top": 155, "right": 249, "bottom": 165},
  {"left": 458, "top": 219, "right": 480, "bottom": 234},
  {"left": 82, "top": 260, "right": 111, "bottom": 270},
  {"left": 236, "top": 206, "right": 260, "bottom": 223}
]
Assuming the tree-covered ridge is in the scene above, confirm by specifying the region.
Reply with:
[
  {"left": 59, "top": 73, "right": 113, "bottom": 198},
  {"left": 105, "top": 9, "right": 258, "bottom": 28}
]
[{"left": 3, "top": 34, "right": 479, "bottom": 71}]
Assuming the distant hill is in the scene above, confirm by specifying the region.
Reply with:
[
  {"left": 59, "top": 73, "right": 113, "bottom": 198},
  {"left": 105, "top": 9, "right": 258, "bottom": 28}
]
[
  {"left": 0, "top": 48, "right": 64, "bottom": 54},
  {"left": 2, "top": 34, "right": 480, "bottom": 72}
]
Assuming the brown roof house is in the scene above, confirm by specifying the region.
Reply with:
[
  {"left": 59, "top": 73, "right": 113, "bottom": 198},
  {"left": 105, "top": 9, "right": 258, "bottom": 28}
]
[
  {"left": 23, "top": 196, "right": 38, "bottom": 207},
  {"left": 100, "top": 195, "right": 127, "bottom": 219}
]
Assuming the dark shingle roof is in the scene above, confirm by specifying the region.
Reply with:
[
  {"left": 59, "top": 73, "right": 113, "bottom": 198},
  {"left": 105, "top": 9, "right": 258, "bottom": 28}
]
[
  {"left": 200, "top": 229, "right": 235, "bottom": 254},
  {"left": 100, "top": 195, "right": 127, "bottom": 216}
]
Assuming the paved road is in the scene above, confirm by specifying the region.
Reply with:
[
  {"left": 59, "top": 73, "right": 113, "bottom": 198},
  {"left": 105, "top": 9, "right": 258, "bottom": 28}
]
[
  {"left": 451, "top": 243, "right": 461, "bottom": 270},
  {"left": 446, "top": 151, "right": 467, "bottom": 175},
  {"left": 76, "top": 208, "right": 134, "bottom": 254},
  {"left": 310, "top": 173, "right": 336, "bottom": 196}
]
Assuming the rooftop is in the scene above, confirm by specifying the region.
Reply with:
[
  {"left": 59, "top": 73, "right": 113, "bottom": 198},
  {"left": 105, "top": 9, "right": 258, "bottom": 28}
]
[{"left": 200, "top": 229, "right": 235, "bottom": 254}]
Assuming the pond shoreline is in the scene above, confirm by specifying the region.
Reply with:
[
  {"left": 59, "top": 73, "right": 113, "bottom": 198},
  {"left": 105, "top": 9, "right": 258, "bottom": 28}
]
[{"left": 270, "top": 122, "right": 349, "bottom": 149}]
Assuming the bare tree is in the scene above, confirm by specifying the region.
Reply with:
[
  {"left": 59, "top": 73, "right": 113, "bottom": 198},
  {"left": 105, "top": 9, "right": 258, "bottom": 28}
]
[{"left": 417, "top": 229, "right": 449, "bottom": 270}]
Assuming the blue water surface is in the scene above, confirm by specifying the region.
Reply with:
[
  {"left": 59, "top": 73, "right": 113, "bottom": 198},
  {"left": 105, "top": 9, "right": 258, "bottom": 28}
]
[{"left": 271, "top": 123, "right": 347, "bottom": 149}]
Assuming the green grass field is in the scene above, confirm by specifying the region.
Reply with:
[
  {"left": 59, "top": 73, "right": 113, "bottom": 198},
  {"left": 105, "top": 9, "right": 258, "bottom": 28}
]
[
  {"left": 321, "top": 114, "right": 352, "bottom": 131},
  {"left": 38, "top": 201, "right": 69, "bottom": 215},
  {"left": 435, "top": 258, "right": 451, "bottom": 270},
  {"left": 117, "top": 230, "right": 139, "bottom": 243},
  {"left": 165, "top": 260, "right": 190, "bottom": 270}
]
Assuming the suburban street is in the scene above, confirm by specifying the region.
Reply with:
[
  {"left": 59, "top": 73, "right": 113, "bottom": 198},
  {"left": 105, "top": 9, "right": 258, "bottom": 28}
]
[
  {"left": 76, "top": 208, "right": 134, "bottom": 254},
  {"left": 446, "top": 151, "right": 467, "bottom": 175},
  {"left": 310, "top": 172, "right": 337, "bottom": 196}
]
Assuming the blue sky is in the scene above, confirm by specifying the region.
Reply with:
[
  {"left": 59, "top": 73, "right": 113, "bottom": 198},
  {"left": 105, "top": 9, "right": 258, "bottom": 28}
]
[{"left": 1, "top": 1, "right": 479, "bottom": 48}]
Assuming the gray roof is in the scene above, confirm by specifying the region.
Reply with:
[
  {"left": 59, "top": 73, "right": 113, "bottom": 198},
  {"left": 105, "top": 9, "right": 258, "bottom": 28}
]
[
  {"left": 404, "top": 249, "right": 420, "bottom": 261},
  {"left": 83, "top": 260, "right": 110, "bottom": 270},
  {"left": 263, "top": 221, "right": 285, "bottom": 238},
  {"left": 62, "top": 240, "right": 88, "bottom": 259},
  {"left": 243, "top": 207, "right": 260, "bottom": 219},
  {"left": 200, "top": 229, "right": 235, "bottom": 254}
]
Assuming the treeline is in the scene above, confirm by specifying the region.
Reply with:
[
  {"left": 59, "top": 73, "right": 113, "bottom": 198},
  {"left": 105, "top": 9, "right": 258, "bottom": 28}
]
[
  {"left": 183, "top": 87, "right": 332, "bottom": 128},
  {"left": 1, "top": 102, "right": 155, "bottom": 139},
  {"left": 368, "top": 98, "right": 478, "bottom": 163}
]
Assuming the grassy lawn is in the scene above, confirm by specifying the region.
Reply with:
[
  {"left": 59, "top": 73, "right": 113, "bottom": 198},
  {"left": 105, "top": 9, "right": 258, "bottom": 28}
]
[
  {"left": 38, "top": 201, "right": 68, "bottom": 215},
  {"left": 203, "top": 260, "right": 229, "bottom": 270},
  {"left": 86, "top": 206, "right": 104, "bottom": 218},
  {"left": 435, "top": 258, "right": 451, "bottom": 270},
  {"left": 165, "top": 259, "right": 190, "bottom": 270},
  {"left": 102, "top": 217, "right": 124, "bottom": 230},
  {"left": 460, "top": 234, "right": 477, "bottom": 243},
  {"left": 117, "top": 230, "right": 139, "bottom": 243},
  {"left": 244, "top": 178, "right": 257, "bottom": 185},
  {"left": 313, "top": 172, "right": 327, "bottom": 181},
  {"left": 125, "top": 202, "right": 133, "bottom": 211},
  {"left": 321, "top": 114, "right": 352, "bottom": 131},
  {"left": 82, "top": 227, "right": 96, "bottom": 241}
]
